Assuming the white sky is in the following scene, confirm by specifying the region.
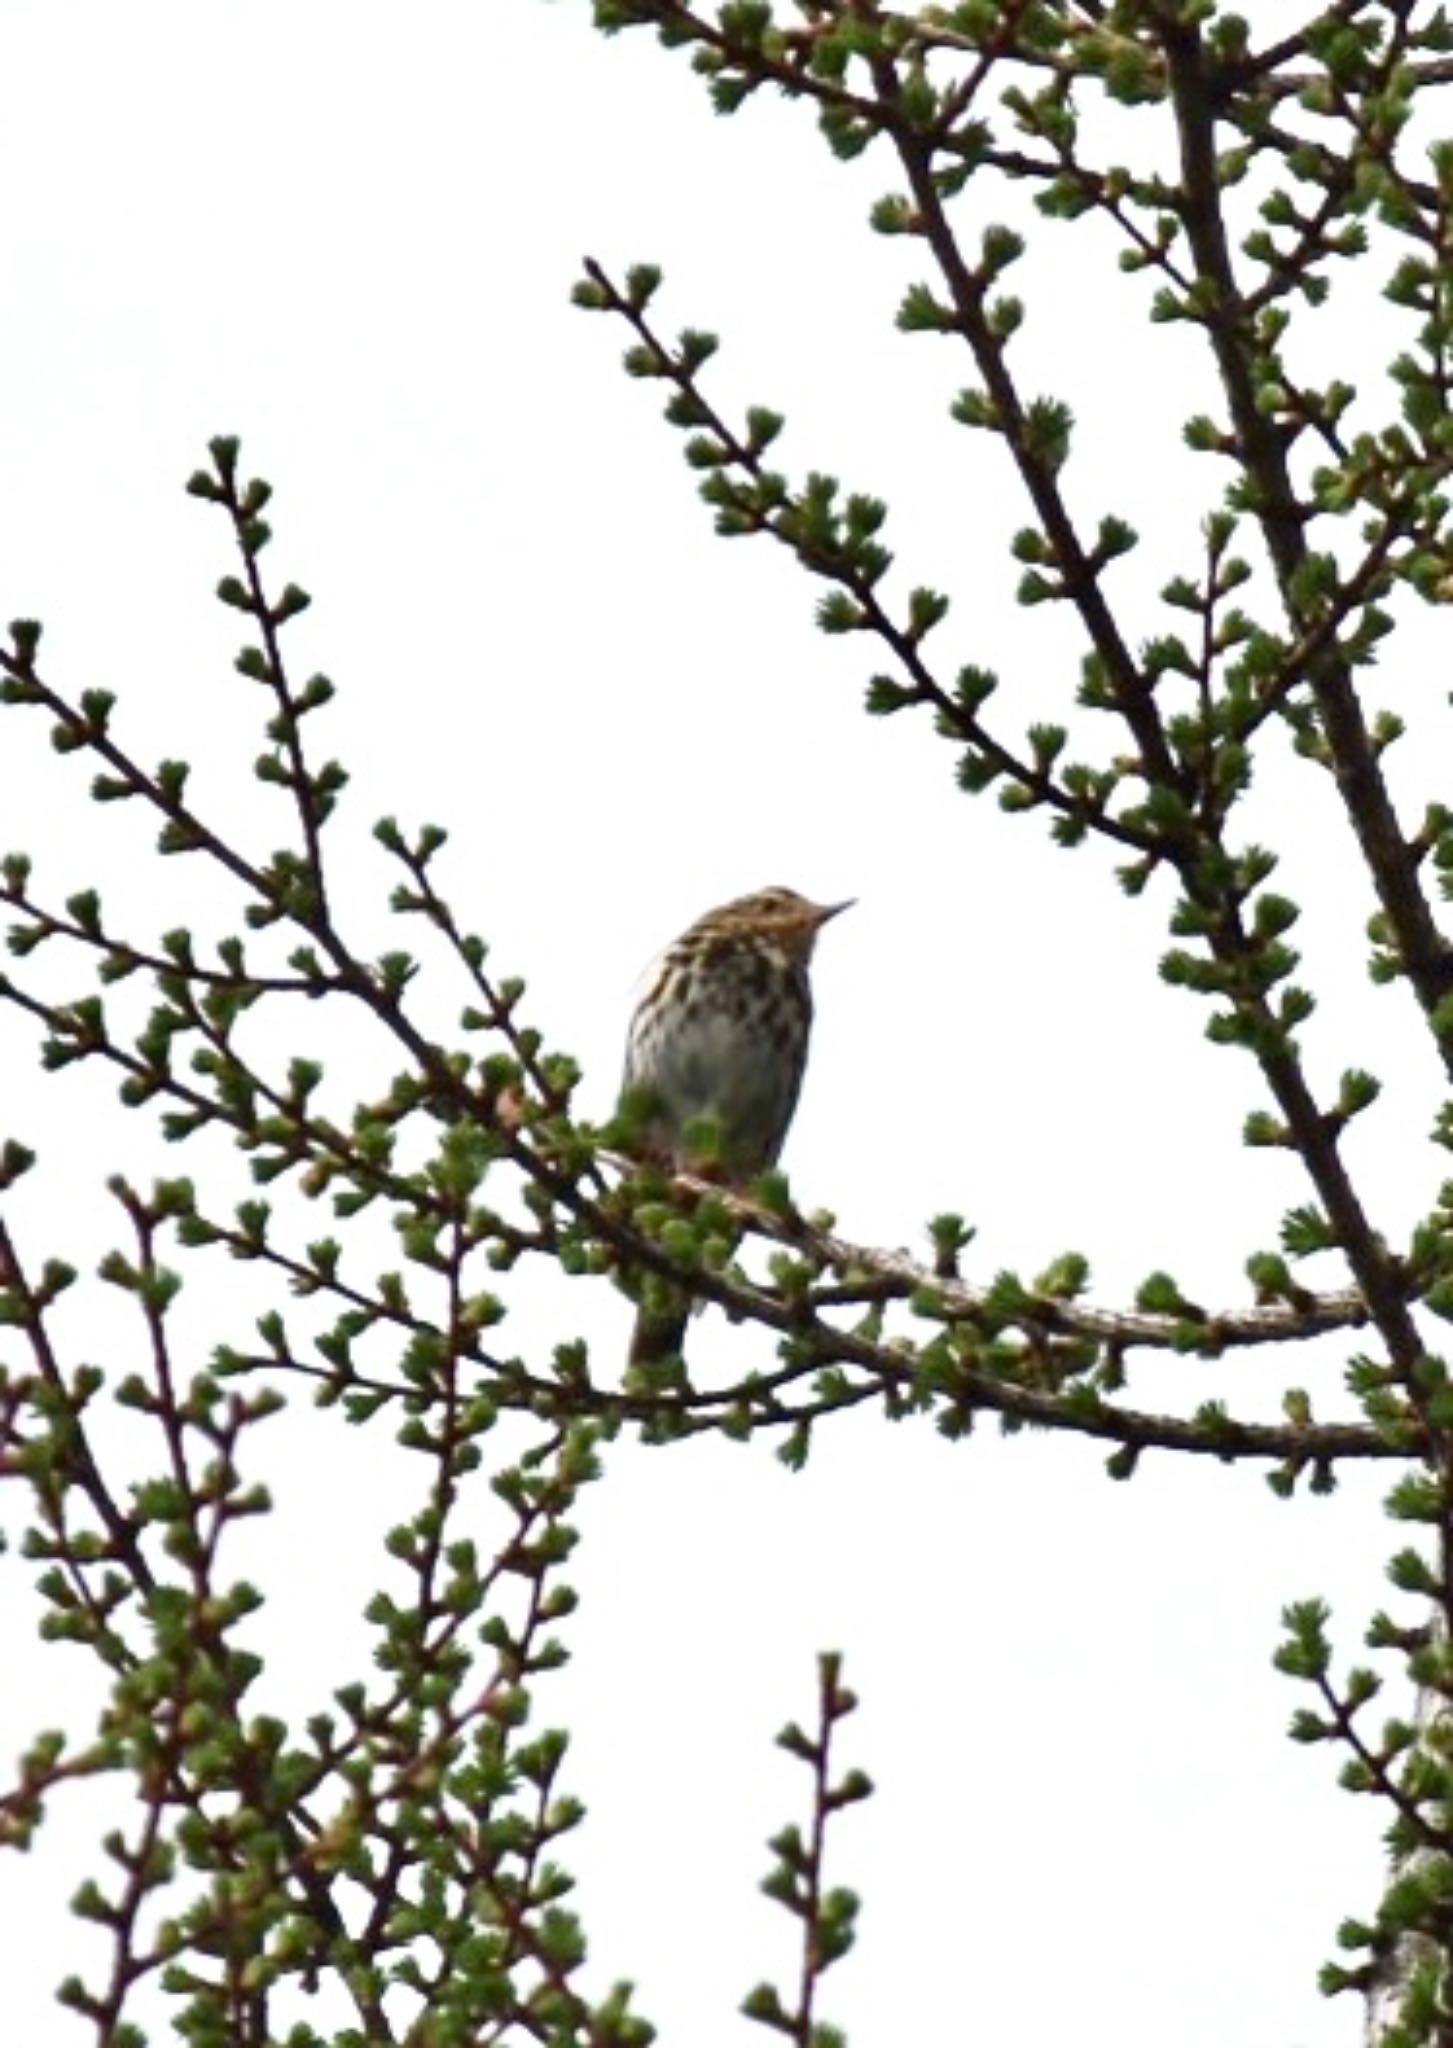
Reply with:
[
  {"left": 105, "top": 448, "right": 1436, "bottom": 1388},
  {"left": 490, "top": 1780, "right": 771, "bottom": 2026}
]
[{"left": 0, "top": 3, "right": 1442, "bottom": 2042}]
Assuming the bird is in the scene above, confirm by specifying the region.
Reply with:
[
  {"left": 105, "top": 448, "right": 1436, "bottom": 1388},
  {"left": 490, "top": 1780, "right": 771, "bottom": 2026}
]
[{"left": 619, "top": 886, "right": 851, "bottom": 1368}]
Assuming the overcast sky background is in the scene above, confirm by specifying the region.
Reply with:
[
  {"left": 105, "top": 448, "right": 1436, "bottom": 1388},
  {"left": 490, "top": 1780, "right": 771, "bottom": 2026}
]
[{"left": 0, "top": 3, "right": 1445, "bottom": 2042}]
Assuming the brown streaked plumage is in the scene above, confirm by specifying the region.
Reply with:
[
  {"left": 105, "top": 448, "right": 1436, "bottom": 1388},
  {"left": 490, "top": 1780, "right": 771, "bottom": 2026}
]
[{"left": 620, "top": 887, "right": 850, "bottom": 1367}]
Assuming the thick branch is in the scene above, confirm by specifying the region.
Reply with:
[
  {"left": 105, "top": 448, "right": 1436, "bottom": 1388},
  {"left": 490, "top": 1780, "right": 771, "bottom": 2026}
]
[{"left": 1162, "top": 19, "right": 1453, "bottom": 1038}]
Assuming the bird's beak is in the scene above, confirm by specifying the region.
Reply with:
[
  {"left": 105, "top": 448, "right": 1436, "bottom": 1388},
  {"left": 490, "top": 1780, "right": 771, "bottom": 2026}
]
[{"left": 814, "top": 899, "right": 855, "bottom": 926}]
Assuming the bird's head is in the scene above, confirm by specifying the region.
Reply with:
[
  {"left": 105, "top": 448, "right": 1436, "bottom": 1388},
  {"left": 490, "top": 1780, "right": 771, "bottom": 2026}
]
[{"left": 702, "top": 887, "right": 853, "bottom": 962}]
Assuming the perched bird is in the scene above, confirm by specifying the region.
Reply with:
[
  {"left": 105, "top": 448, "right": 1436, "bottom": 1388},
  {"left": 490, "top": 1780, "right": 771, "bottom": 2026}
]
[{"left": 620, "top": 886, "right": 851, "bottom": 1367}]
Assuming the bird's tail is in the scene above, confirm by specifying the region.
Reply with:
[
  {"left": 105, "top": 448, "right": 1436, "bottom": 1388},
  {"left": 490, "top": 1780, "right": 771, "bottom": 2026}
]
[{"left": 627, "top": 1304, "right": 691, "bottom": 1371}]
